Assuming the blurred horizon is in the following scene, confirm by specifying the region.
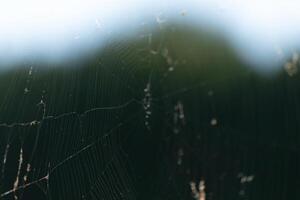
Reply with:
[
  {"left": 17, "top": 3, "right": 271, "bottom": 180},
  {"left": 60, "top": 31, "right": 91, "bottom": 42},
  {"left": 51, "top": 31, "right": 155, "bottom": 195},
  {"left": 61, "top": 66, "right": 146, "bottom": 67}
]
[{"left": 1, "top": 0, "right": 300, "bottom": 72}]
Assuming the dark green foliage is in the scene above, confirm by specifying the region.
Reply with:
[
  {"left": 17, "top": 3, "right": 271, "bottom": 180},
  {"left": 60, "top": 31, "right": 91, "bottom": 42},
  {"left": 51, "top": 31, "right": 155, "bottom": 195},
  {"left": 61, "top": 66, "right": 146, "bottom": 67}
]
[{"left": 0, "top": 26, "right": 299, "bottom": 200}]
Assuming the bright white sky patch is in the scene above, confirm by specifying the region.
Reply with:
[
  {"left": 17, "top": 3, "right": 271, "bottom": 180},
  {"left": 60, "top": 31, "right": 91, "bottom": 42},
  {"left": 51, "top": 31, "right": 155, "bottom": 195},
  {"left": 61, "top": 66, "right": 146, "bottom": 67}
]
[
  {"left": 0, "top": 0, "right": 145, "bottom": 65},
  {"left": 0, "top": 0, "right": 300, "bottom": 70},
  {"left": 202, "top": 0, "right": 300, "bottom": 69}
]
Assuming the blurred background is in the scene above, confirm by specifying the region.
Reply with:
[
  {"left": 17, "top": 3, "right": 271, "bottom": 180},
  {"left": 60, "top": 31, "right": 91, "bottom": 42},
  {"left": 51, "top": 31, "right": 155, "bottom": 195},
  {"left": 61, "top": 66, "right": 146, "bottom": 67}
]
[
  {"left": 1, "top": 0, "right": 300, "bottom": 70},
  {"left": 0, "top": 1, "right": 299, "bottom": 200}
]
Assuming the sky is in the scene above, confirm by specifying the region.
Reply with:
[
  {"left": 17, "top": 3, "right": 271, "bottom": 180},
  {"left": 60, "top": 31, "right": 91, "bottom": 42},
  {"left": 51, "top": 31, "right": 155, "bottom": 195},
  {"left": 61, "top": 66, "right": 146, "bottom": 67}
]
[{"left": 0, "top": 0, "right": 300, "bottom": 71}]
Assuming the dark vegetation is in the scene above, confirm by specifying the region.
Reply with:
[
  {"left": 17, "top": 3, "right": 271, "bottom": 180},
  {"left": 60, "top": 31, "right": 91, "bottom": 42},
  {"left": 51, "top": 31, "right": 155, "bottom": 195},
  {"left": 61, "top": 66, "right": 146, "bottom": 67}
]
[{"left": 0, "top": 25, "right": 299, "bottom": 200}]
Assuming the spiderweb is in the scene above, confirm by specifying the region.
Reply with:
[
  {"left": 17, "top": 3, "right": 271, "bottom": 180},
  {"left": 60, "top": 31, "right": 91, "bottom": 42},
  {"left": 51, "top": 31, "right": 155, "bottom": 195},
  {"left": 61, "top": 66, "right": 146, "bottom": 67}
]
[{"left": 0, "top": 11, "right": 299, "bottom": 200}]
